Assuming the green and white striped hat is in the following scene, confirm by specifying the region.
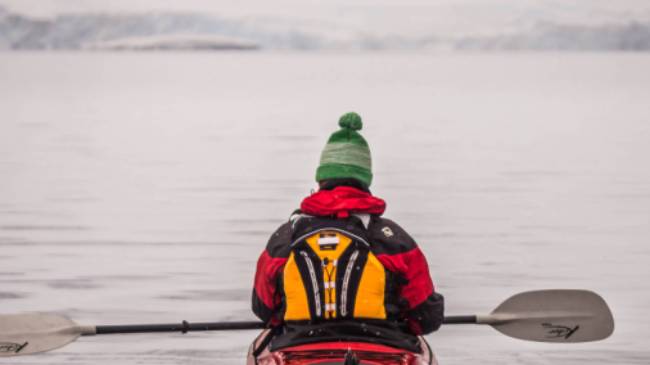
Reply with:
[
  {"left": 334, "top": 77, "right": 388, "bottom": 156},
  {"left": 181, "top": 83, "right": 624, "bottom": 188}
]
[{"left": 316, "top": 112, "right": 372, "bottom": 188}]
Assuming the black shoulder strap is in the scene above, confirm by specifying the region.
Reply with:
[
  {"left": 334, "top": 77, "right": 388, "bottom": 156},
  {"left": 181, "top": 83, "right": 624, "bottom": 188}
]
[{"left": 290, "top": 215, "right": 371, "bottom": 243}]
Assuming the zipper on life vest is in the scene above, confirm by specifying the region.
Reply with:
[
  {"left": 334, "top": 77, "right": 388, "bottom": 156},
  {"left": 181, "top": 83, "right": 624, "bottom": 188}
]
[
  {"left": 300, "top": 251, "right": 322, "bottom": 317},
  {"left": 322, "top": 258, "right": 337, "bottom": 319},
  {"left": 340, "top": 250, "right": 359, "bottom": 317}
]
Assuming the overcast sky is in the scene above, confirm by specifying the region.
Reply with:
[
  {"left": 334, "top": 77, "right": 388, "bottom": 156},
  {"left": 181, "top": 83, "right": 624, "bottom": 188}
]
[{"left": 2, "top": 0, "right": 650, "bottom": 36}]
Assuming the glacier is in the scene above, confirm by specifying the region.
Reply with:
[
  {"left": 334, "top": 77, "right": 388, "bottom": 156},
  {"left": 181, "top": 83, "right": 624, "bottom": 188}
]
[{"left": 0, "top": 4, "right": 649, "bottom": 51}]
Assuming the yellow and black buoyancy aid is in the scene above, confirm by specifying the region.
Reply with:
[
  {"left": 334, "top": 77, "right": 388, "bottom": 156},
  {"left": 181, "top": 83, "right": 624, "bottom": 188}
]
[{"left": 282, "top": 216, "right": 389, "bottom": 322}]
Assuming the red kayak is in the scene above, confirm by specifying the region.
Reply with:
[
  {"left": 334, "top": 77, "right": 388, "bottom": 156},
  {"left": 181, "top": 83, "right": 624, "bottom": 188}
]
[{"left": 248, "top": 329, "right": 437, "bottom": 365}]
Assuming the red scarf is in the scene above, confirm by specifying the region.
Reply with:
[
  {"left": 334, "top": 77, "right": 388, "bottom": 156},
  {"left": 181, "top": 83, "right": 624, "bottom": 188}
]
[{"left": 300, "top": 186, "right": 386, "bottom": 218}]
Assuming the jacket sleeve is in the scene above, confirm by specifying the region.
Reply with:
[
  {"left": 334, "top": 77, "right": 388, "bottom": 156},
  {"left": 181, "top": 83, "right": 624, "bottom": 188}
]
[
  {"left": 395, "top": 247, "right": 444, "bottom": 335},
  {"left": 372, "top": 219, "right": 444, "bottom": 335},
  {"left": 252, "top": 222, "right": 291, "bottom": 324}
]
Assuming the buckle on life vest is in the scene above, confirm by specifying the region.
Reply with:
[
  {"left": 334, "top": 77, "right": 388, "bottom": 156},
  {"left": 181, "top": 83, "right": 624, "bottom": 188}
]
[{"left": 318, "top": 232, "right": 339, "bottom": 251}]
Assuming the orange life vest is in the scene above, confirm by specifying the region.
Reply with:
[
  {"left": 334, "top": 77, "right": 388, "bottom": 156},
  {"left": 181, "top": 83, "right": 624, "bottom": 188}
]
[{"left": 282, "top": 224, "right": 389, "bottom": 322}]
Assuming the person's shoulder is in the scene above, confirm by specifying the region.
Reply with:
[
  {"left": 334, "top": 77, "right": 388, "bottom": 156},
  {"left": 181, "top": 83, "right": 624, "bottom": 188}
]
[
  {"left": 265, "top": 220, "right": 293, "bottom": 258},
  {"left": 368, "top": 216, "right": 418, "bottom": 254}
]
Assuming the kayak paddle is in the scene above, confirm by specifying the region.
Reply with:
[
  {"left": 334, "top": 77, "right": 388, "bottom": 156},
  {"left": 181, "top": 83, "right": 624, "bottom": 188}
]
[
  {"left": 443, "top": 289, "right": 614, "bottom": 342},
  {"left": 0, "top": 289, "right": 613, "bottom": 357},
  {"left": 0, "top": 315, "right": 263, "bottom": 357}
]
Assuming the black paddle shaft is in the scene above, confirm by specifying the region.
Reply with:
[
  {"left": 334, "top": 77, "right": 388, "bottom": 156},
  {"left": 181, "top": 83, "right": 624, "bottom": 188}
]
[
  {"left": 442, "top": 315, "right": 478, "bottom": 324},
  {"left": 95, "top": 321, "right": 265, "bottom": 335},
  {"left": 96, "top": 316, "right": 476, "bottom": 335},
  {"left": 95, "top": 316, "right": 476, "bottom": 335}
]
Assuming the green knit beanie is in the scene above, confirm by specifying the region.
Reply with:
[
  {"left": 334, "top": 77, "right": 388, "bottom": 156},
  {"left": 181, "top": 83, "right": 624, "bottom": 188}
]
[{"left": 315, "top": 112, "right": 373, "bottom": 188}]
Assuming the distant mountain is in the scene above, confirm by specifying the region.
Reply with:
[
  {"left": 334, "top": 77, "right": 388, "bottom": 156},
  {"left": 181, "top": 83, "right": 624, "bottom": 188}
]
[
  {"left": 454, "top": 22, "right": 650, "bottom": 51},
  {"left": 86, "top": 34, "right": 258, "bottom": 51},
  {"left": 0, "top": 6, "right": 265, "bottom": 50},
  {"left": 1, "top": 5, "right": 649, "bottom": 51}
]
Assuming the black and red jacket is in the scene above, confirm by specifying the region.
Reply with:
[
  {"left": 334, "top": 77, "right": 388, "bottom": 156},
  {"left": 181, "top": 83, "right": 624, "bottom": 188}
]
[{"left": 252, "top": 186, "right": 444, "bottom": 335}]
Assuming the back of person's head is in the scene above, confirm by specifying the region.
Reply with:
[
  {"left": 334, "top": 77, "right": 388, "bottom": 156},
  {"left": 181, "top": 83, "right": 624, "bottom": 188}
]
[{"left": 315, "top": 112, "right": 373, "bottom": 190}]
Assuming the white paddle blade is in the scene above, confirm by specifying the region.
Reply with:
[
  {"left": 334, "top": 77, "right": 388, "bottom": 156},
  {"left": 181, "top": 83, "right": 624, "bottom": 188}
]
[
  {"left": 479, "top": 289, "right": 614, "bottom": 343},
  {"left": 0, "top": 313, "right": 93, "bottom": 356}
]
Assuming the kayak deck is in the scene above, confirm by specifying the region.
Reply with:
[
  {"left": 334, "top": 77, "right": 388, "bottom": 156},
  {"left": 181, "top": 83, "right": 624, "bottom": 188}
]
[
  {"left": 274, "top": 342, "right": 416, "bottom": 365},
  {"left": 250, "top": 337, "right": 436, "bottom": 365}
]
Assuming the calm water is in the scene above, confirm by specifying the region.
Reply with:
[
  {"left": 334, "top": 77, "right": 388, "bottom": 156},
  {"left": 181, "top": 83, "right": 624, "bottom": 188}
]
[{"left": 1, "top": 52, "right": 649, "bottom": 364}]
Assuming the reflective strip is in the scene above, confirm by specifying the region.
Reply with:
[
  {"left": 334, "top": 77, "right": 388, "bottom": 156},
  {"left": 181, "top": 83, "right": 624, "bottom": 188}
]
[
  {"left": 300, "top": 251, "right": 322, "bottom": 317},
  {"left": 340, "top": 250, "right": 359, "bottom": 317},
  {"left": 325, "top": 303, "right": 337, "bottom": 312},
  {"left": 318, "top": 236, "right": 339, "bottom": 245},
  {"left": 324, "top": 281, "right": 336, "bottom": 289}
]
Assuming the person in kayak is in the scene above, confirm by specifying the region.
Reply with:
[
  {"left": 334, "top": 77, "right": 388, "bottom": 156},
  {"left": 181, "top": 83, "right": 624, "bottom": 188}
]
[{"left": 251, "top": 112, "right": 444, "bottom": 349}]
